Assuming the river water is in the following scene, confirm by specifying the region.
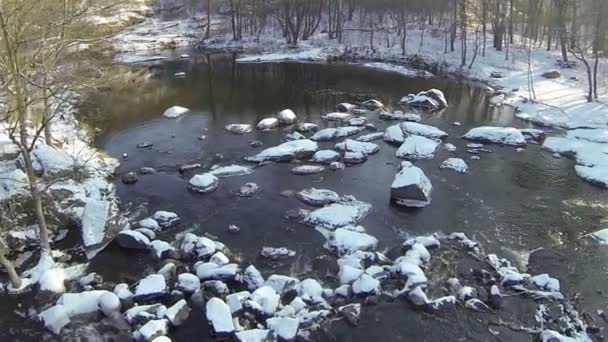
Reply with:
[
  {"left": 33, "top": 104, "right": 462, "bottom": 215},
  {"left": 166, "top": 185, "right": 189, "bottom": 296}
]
[{"left": 4, "top": 54, "right": 607, "bottom": 341}]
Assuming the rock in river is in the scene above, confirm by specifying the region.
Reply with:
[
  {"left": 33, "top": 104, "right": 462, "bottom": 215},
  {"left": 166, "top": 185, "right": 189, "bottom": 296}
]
[
  {"left": 257, "top": 117, "right": 279, "bottom": 130},
  {"left": 237, "top": 183, "right": 260, "bottom": 197},
  {"left": 116, "top": 230, "right": 152, "bottom": 250},
  {"left": 225, "top": 124, "right": 253, "bottom": 134},
  {"left": 391, "top": 163, "right": 432, "bottom": 207},
  {"left": 245, "top": 139, "right": 318, "bottom": 163},
  {"left": 440, "top": 158, "right": 469, "bottom": 173},
  {"left": 400, "top": 122, "right": 448, "bottom": 140},
  {"left": 206, "top": 298, "right": 235, "bottom": 337},
  {"left": 335, "top": 139, "right": 379, "bottom": 155},
  {"left": 296, "top": 188, "right": 340, "bottom": 206},
  {"left": 163, "top": 106, "right": 189, "bottom": 119},
  {"left": 311, "top": 150, "right": 341, "bottom": 164},
  {"left": 396, "top": 135, "right": 440, "bottom": 160},
  {"left": 463, "top": 126, "right": 527, "bottom": 146},
  {"left": 291, "top": 165, "right": 325, "bottom": 175},
  {"left": 400, "top": 89, "right": 448, "bottom": 111},
  {"left": 303, "top": 196, "right": 372, "bottom": 229},
  {"left": 209, "top": 164, "right": 253, "bottom": 178},
  {"left": 310, "top": 127, "right": 364, "bottom": 141},
  {"left": 277, "top": 109, "right": 297, "bottom": 125},
  {"left": 121, "top": 172, "right": 138, "bottom": 185},
  {"left": 188, "top": 173, "right": 219, "bottom": 193}
]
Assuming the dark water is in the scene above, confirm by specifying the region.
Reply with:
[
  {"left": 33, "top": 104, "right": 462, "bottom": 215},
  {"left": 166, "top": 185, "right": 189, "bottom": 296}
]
[{"left": 5, "top": 55, "right": 607, "bottom": 341}]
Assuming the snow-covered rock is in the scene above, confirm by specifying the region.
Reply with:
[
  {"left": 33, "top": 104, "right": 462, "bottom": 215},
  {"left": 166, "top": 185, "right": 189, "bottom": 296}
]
[
  {"left": 391, "top": 163, "right": 432, "bottom": 207},
  {"left": 152, "top": 211, "right": 180, "bottom": 228},
  {"left": 116, "top": 230, "right": 152, "bottom": 250},
  {"left": 165, "top": 299, "right": 190, "bottom": 326},
  {"left": 138, "top": 218, "right": 160, "bottom": 232},
  {"left": 81, "top": 199, "right": 121, "bottom": 248},
  {"left": 206, "top": 298, "right": 235, "bottom": 337},
  {"left": 310, "top": 127, "right": 364, "bottom": 141},
  {"left": 267, "top": 317, "right": 299, "bottom": 341},
  {"left": 195, "top": 263, "right": 239, "bottom": 281},
  {"left": 225, "top": 124, "right": 253, "bottom": 134},
  {"left": 327, "top": 228, "right": 378, "bottom": 255},
  {"left": 138, "top": 319, "right": 169, "bottom": 341},
  {"left": 401, "top": 89, "right": 448, "bottom": 111},
  {"left": 349, "top": 117, "right": 367, "bottom": 126},
  {"left": 235, "top": 329, "right": 271, "bottom": 342},
  {"left": 352, "top": 273, "right": 380, "bottom": 296},
  {"left": 322, "top": 112, "right": 352, "bottom": 121},
  {"left": 261, "top": 247, "right": 296, "bottom": 259},
  {"left": 296, "top": 188, "right": 340, "bottom": 206},
  {"left": 303, "top": 197, "right": 372, "bottom": 229},
  {"left": 574, "top": 165, "right": 608, "bottom": 188},
  {"left": 98, "top": 292, "right": 121, "bottom": 316},
  {"left": 403, "top": 235, "right": 441, "bottom": 249},
  {"left": 243, "top": 265, "right": 265, "bottom": 291},
  {"left": 343, "top": 151, "right": 367, "bottom": 164},
  {"left": 226, "top": 291, "right": 250, "bottom": 314},
  {"left": 357, "top": 132, "right": 384, "bottom": 142},
  {"left": 249, "top": 286, "right": 280, "bottom": 315},
  {"left": 285, "top": 131, "right": 306, "bottom": 141},
  {"left": 362, "top": 99, "right": 384, "bottom": 110},
  {"left": 440, "top": 158, "right": 469, "bottom": 173},
  {"left": 396, "top": 135, "right": 440, "bottom": 160},
  {"left": 188, "top": 173, "right": 219, "bottom": 193},
  {"left": 400, "top": 122, "right": 448, "bottom": 140},
  {"left": 384, "top": 124, "right": 406, "bottom": 145},
  {"left": 257, "top": 117, "right": 279, "bottom": 130},
  {"left": 114, "top": 283, "right": 133, "bottom": 301},
  {"left": 134, "top": 274, "right": 167, "bottom": 301},
  {"left": 296, "top": 123, "right": 319, "bottom": 132},
  {"left": 291, "top": 165, "right": 325, "bottom": 175},
  {"left": 175, "top": 273, "right": 200, "bottom": 294},
  {"left": 444, "top": 143, "right": 457, "bottom": 152},
  {"left": 463, "top": 126, "right": 527, "bottom": 146},
  {"left": 209, "top": 165, "right": 253, "bottom": 178},
  {"left": 530, "top": 274, "right": 560, "bottom": 292},
  {"left": 277, "top": 109, "right": 297, "bottom": 125},
  {"left": 337, "top": 103, "right": 357, "bottom": 113},
  {"left": 311, "top": 150, "right": 341, "bottom": 164},
  {"left": 150, "top": 240, "right": 175, "bottom": 259},
  {"left": 407, "top": 286, "right": 430, "bottom": 306},
  {"left": 335, "top": 139, "right": 379, "bottom": 155},
  {"left": 163, "top": 106, "right": 189, "bottom": 119},
  {"left": 245, "top": 139, "right": 318, "bottom": 163},
  {"left": 591, "top": 228, "right": 608, "bottom": 244},
  {"left": 237, "top": 183, "right": 260, "bottom": 197}
]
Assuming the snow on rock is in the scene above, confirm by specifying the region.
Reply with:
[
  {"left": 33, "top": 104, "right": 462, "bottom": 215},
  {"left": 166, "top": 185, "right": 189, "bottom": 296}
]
[
  {"left": 116, "top": 230, "right": 152, "bottom": 250},
  {"left": 591, "top": 228, "right": 608, "bottom": 244},
  {"left": 403, "top": 235, "right": 441, "bottom": 249},
  {"left": 357, "top": 132, "right": 384, "bottom": 142},
  {"left": 243, "top": 265, "right": 265, "bottom": 291},
  {"left": 400, "top": 122, "right": 448, "bottom": 140},
  {"left": 391, "top": 163, "right": 432, "bottom": 208},
  {"left": 206, "top": 298, "right": 235, "bottom": 337},
  {"left": 138, "top": 319, "right": 169, "bottom": 341},
  {"left": 261, "top": 247, "right": 296, "bottom": 259},
  {"left": 257, "top": 117, "right": 279, "bottom": 130},
  {"left": 39, "top": 268, "right": 66, "bottom": 293},
  {"left": 179, "top": 233, "right": 217, "bottom": 258},
  {"left": 379, "top": 111, "right": 421, "bottom": 122},
  {"left": 134, "top": 274, "right": 167, "bottom": 301},
  {"left": 569, "top": 128, "right": 608, "bottom": 143},
  {"left": 237, "top": 182, "right": 260, "bottom": 197},
  {"left": 265, "top": 275, "right": 301, "bottom": 294},
  {"left": 396, "top": 135, "right": 440, "bottom": 160},
  {"left": 322, "top": 112, "right": 352, "bottom": 121},
  {"left": 235, "top": 329, "right": 271, "bottom": 342},
  {"left": 327, "top": 228, "right": 378, "bottom": 255},
  {"left": 303, "top": 196, "right": 372, "bottom": 229},
  {"left": 349, "top": 117, "right": 367, "bottom": 126},
  {"left": 337, "top": 103, "right": 357, "bottom": 113},
  {"left": 296, "top": 188, "right": 340, "bottom": 206},
  {"left": 574, "top": 165, "right": 608, "bottom": 188},
  {"left": 352, "top": 273, "right": 380, "bottom": 296},
  {"left": 530, "top": 274, "right": 561, "bottom": 292},
  {"left": 188, "top": 173, "right": 219, "bottom": 193},
  {"left": 165, "top": 299, "right": 190, "bottom": 326},
  {"left": 162, "top": 106, "right": 189, "bottom": 119},
  {"left": 226, "top": 291, "right": 251, "bottom": 314},
  {"left": 440, "top": 158, "right": 469, "bottom": 173},
  {"left": 362, "top": 99, "right": 384, "bottom": 110},
  {"left": 311, "top": 150, "right": 341, "bottom": 164},
  {"left": 286, "top": 131, "right": 306, "bottom": 141},
  {"left": 335, "top": 139, "right": 380, "bottom": 155},
  {"left": 209, "top": 165, "right": 253, "bottom": 178},
  {"left": 81, "top": 199, "right": 120, "bottom": 248},
  {"left": 249, "top": 286, "right": 281, "bottom": 315},
  {"left": 152, "top": 211, "right": 180, "bottom": 229},
  {"left": 384, "top": 124, "right": 406, "bottom": 145},
  {"left": 225, "top": 124, "right": 253, "bottom": 134},
  {"left": 98, "top": 292, "right": 121, "bottom": 316},
  {"left": 444, "top": 143, "right": 457, "bottom": 152},
  {"left": 296, "top": 123, "right": 319, "bottom": 132},
  {"left": 298, "top": 278, "right": 324, "bottom": 304},
  {"left": 463, "top": 126, "right": 527, "bottom": 146},
  {"left": 267, "top": 317, "right": 299, "bottom": 341},
  {"left": 245, "top": 139, "right": 318, "bottom": 163},
  {"left": 400, "top": 89, "right": 448, "bottom": 111},
  {"left": 114, "top": 283, "right": 133, "bottom": 300},
  {"left": 175, "top": 273, "right": 200, "bottom": 294},
  {"left": 343, "top": 151, "right": 367, "bottom": 164},
  {"left": 195, "top": 263, "right": 239, "bottom": 281},
  {"left": 150, "top": 240, "right": 175, "bottom": 259},
  {"left": 290, "top": 165, "right": 325, "bottom": 175},
  {"left": 407, "top": 286, "right": 430, "bottom": 306},
  {"left": 138, "top": 218, "right": 160, "bottom": 232},
  {"left": 310, "top": 127, "right": 364, "bottom": 141},
  {"left": 277, "top": 109, "right": 297, "bottom": 125}
]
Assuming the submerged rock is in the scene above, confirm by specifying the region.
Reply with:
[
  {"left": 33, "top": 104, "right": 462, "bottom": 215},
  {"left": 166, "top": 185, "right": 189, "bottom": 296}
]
[
  {"left": 121, "top": 172, "right": 138, "bottom": 185},
  {"left": 163, "top": 106, "right": 189, "bottom": 119},
  {"left": 463, "top": 126, "right": 527, "bottom": 146},
  {"left": 396, "top": 135, "right": 440, "bottom": 160},
  {"left": 188, "top": 173, "right": 219, "bottom": 193},
  {"left": 296, "top": 188, "right": 340, "bottom": 206},
  {"left": 291, "top": 165, "right": 325, "bottom": 175},
  {"left": 245, "top": 139, "right": 318, "bottom": 163},
  {"left": 236, "top": 183, "right": 260, "bottom": 197},
  {"left": 225, "top": 124, "right": 253, "bottom": 134},
  {"left": 285, "top": 131, "right": 306, "bottom": 141},
  {"left": 338, "top": 303, "right": 361, "bottom": 326},
  {"left": 329, "top": 162, "right": 346, "bottom": 170},
  {"left": 261, "top": 247, "right": 296, "bottom": 259},
  {"left": 391, "top": 163, "right": 432, "bottom": 207}
]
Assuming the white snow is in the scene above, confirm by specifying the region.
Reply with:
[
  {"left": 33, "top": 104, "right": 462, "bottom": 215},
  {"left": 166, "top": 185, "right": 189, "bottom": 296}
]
[
  {"left": 162, "top": 106, "right": 189, "bottom": 119},
  {"left": 384, "top": 124, "right": 406, "bottom": 145},
  {"left": 138, "top": 319, "right": 169, "bottom": 341},
  {"left": 396, "top": 135, "right": 440, "bottom": 160},
  {"left": 463, "top": 126, "right": 527, "bottom": 146},
  {"left": 327, "top": 228, "right": 378, "bottom": 255},
  {"left": 206, "top": 298, "right": 235, "bottom": 336},
  {"left": 267, "top": 317, "right": 299, "bottom": 341},
  {"left": 440, "top": 158, "right": 469, "bottom": 173},
  {"left": 243, "top": 265, "right": 265, "bottom": 291},
  {"left": 246, "top": 139, "right": 318, "bottom": 163},
  {"left": 335, "top": 139, "right": 380, "bottom": 155},
  {"left": 530, "top": 274, "right": 561, "bottom": 292},
  {"left": 352, "top": 273, "right": 380, "bottom": 295},
  {"left": 188, "top": 173, "right": 219, "bottom": 193},
  {"left": 400, "top": 122, "right": 448, "bottom": 140},
  {"left": 591, "top": 228, "right": 608, "bottom": 244},
  {"left": 250, "top": 286, "right": 280, "bottom": 315},
  {"left": 39, "top": 290, "right": 116, "bottom": 334},
  {"left": 277, "top": 109, "right": 297, "bottom": 125}
]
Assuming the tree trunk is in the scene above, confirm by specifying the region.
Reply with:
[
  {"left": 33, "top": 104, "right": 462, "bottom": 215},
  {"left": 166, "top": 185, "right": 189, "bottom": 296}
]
[
  {"left": 205, "top": 0, "right": 211, "bottom": 39},
  {"left": 0, "top": 253, "right": 22, "bottom": 289}
]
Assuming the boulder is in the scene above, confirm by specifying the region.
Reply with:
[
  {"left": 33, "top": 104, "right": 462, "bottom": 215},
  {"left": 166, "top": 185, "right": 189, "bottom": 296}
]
[
  {"left": 138, "top": 319, "right": 169, "bottom": 341},
  {"left": 463, "top": 126, "right": 527, "bottom": 146},
  {"left": 277, "top": 109, "right": 297, "bottom": 125},
  {"left": 311, "top": 150, "right": 341, "bottom": 164},
  {"left": 163, "top": 106, "right": 189, "bottom": 119},
  {"left": 303, "top": 197, "right": 372, "bottom": 229},
  {"left": 400, "top": 89, "right": 448, "bottom": 111},
  {"left": 290, "top": 165, "right": 325, "bottom": 175},
  {"left": 542, "top": 70, "right": 561, "bottom": 79},
  {"left": 116, "top": 230, "right": 152, "bottom": 250},
  {"left": 337, "top": 103, "right": 357, "bottom": 113},
  {"left": 396, "top": 135, "right": 440, "bottom": 160},
  {"left": 352, "top": 273, "right": 380, "bottom": 296},
  {"left": 440, "top": 158, "right": 469, "bottom": 173},
  {"left": 400, "top": 122, "right": 448, "bottom": 140},
  {"left": 206, "top": 298, "right": 235, "bottom": 337},
  {"left": 81, "top": 199, "right": 124, "bottom": 249},
  {"left": 245, "top": 139, "right": 318, "bottom": 163},
  {"left": 237, "top": 183, "right": 260, "bottom": 197},
  {"left": 335, "top": 139, "right": 379, "bottom": 155},
  {"left": 134, "top": 274, "right": 167, "bottom": 301},
  {"left": 361, "top": 99, "right": 384, "bottom": 110},
  {"left": 391, "top": 163, "right": 432, "bottom": 207},
  {"left": 296, "top": 188, "right": 340, "bottom": 206},
  {"left": 257, "top": 117, "right": 279, "bottom": 130},
  {"left": 165, "top": 299, "right": 190, "bottom": 326},
  {"left": 296, "top": 123, "right": 319, "bottom": 132},
  {"left": 152, "top": 211, "right": 180, "bottom": 228},
  {"left": 175, "top": 273, "right": 200, "bottom": 294},
  {"left": 188, "top": 173, "right": 219, "bottom": 193},
  {"left": 384, "top": 124, "right": 406, "bottom": 145},
  {"left": 225, "top": 124, "right": 253, "bottom": 134}
]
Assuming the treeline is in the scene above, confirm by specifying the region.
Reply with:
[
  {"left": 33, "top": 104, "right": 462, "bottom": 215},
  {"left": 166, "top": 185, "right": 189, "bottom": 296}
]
[{"left": 190, "top": 0, "right": 608, "bottom": 101}]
